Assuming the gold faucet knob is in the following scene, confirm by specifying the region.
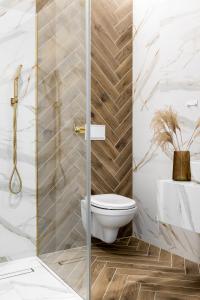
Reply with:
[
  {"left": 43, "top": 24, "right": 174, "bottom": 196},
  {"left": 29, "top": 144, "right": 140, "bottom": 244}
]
[
  {"left": 74, "top": 124, "right": 86, "bottom": 134},
  {"left": 11, "top": 97, "right": 18, "bottom": 106}
]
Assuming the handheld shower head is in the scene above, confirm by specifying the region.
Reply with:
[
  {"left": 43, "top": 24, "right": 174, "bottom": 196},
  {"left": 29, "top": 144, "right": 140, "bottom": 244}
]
[
  {"left": 14, "top": 64, "right": 23, "bottom": 81},
  {"left": 11, "top": 64, "right": 23, "bottom": 106},
  {"left": 9, "top": 64, "right": 23, "bottom": 194}
]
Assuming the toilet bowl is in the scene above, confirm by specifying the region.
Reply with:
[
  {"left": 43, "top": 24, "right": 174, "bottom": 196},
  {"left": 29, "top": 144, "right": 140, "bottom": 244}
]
[{"left": 81, "top": 194, "right": 137, "bottom": 243}]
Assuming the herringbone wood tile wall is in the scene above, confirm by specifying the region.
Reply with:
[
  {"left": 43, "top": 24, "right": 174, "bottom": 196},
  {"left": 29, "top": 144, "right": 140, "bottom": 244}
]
[
  {"left": 37, "top": 0, "right": 133, "bottom": 253},
  {"left": 91, "top": 0, "right": 133, "bottom": 199},
  {"left": 37, "top": 0, "right": 87, "bottom": 255}
]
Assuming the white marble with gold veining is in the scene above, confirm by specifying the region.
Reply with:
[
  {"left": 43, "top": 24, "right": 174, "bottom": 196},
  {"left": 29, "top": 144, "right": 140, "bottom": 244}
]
[
  {"left": 133, "top": 0, "right": 200, "bottom": 263},
  {"left": 157, "top": 180, "right": 200, "bottom": 233},
  {"left": 0, "top": 0, "right": 36, "bottom": 261}
]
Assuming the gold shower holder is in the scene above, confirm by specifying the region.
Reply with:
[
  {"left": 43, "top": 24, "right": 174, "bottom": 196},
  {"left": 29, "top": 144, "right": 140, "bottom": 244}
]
[
  {"left": 54, "top": 101, "right": 62, "bottom": 109},
  {"left": 9, "top": 65, "right": 23, "bottom": 194},
  {"left": 11, "top": 97, "right": 18, "bottom": 106}
]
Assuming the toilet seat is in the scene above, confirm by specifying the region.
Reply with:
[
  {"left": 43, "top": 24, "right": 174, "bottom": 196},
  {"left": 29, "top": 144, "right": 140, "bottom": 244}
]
[
  {"left": 91, "top": 204, "right": 137, "bottom": 216},
  {"left": 91, "top": 194, "right": 136, "bottom": 210}
]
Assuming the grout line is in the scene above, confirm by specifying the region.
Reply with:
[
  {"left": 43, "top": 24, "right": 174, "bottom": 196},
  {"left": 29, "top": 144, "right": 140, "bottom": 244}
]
[
  {"left": 91, "top": 257, "right": 97, "bottom": 267},
  {"left": 184, "top": 259, "right": 187, "bottom": 275},
  {"left": 126, "top": 272, "right": 199, "bottom": 282},
  {"left": 108, "top": 262, "right": 186, "bottom": 272},
  {"left": 170, "top": 253, "right": 173, "bottom": 268},
  {"left": 114, "top": 29, "right": 133, "bottom": 58},
  {"left": 91, "top": 262, "right": 106, "bottom": 288},
  {"left": 136, "top": 240, "right": 140, "bottom": 251},
  {"left": 118, "top": 274, "right": 128, "bottom": 300},
  {"left": 115, "top": 96, "right": 132, "bottom": 119},
  {"left": 127, "top": 236, "right": 131, "bottom": 246},
  {"left": 114, "top": 11, "right": 133, "bottom": 30},
  {"left": 91, "top": 70, "right": 120, "bottom": 121},
  {"left": 136, "top": 283, "right": 142, "bottom": 300},
  {"left": 114, "top": 66, "right": 132, "bottom": 88},
  {"left": 147, "top": 243, "right": 151, "bottom": 256},
  {"left": 92, "top": 60, "right": 120, "bottom": 98},
  {"left": 157, "top": 248, "right": 161, "bottom": 262},
  {"left": 119, "top": 277, "right": 128, "bottom": 300},
  {"left": 115, "top": 153, "right": 133, "bottom": 177},
  {"left": 114, "top": 117, "right": 132, "bottom": 146},
  {"left": 102, "top": 268, "right": 117, "bottom": 299},
  {"left": 113, "top": 140, "right": 132, "bottom": 163},
  {"left": 148, "top": 290, "right": 200, "bottom": 298}
]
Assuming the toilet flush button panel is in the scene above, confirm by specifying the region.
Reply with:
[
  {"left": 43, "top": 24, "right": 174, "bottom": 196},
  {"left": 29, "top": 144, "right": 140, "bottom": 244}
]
[{"left": 90, "top": 125, "right": 106, "bottom": 140}]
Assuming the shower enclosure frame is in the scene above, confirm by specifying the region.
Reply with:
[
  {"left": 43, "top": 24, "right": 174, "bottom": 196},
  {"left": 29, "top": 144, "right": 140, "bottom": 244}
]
[{"left": 85, "top": 0, "right": 92, "bottom": 299}]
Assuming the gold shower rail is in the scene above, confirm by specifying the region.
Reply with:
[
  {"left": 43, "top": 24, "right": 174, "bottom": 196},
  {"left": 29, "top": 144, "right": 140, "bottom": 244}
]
[{"left": 9, "top": 65, "right": 23, "bottom": 194}]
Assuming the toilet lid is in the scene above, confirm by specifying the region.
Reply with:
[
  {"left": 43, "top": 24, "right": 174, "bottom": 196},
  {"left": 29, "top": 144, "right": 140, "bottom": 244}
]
[{"left": 91, "top": 194, "right": 136, "bottom": 210}]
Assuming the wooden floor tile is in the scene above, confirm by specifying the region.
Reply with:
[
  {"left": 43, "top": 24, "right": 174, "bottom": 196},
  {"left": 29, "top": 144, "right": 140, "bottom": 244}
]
[
  {"left": 137, "top": 240, "right": 149, "bottom": 253},
  {"left": 156, "top": 292, "right": 200, "bottom": 300},
  {"left": 120, "top": 280, "right": 140, "bottom": 300},
  {"left": 91, "top": 267, "right": 116, "bottom": 300},
  {"left": 103, "top": 273, "right": 127, "bottom": 299},
  {"left": 128, "top": 236, "right": 140, "bottom": 247},
  {"left": 185, "top": 260, "right": 200, "bottom": 275},
  {"left": 92, "top": 237, "right": 200, "bottom": 300},
  {"left": 91, "top": 260, "right": 106, "bottom": 285},
  {"left": 172, "top": 254, "right": 185, "bottom": 269},
  {"left": 148, "top": 244, "right": 160, "bottom": 258},
  {"left": 137, "top": 290, "right": 155, "bottom": 300}
]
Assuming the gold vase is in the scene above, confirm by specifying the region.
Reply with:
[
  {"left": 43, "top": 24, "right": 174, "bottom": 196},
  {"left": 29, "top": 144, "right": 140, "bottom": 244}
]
[{"left": 173, "top": 151, "right": 191, "bottom": 181}]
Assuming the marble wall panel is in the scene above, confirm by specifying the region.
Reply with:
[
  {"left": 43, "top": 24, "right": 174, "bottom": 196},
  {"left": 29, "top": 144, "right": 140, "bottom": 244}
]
[
  {"left": 133, "top": 0, "right": 200, "bottom": 263},
  {"left": 0, "top": 0, "right": 36, "bottom": 261}
]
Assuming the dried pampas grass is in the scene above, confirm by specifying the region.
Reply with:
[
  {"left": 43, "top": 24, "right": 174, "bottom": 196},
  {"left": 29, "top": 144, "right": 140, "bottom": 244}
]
[
  {"left": 186, "top": 117, "right": 200, "bottom": 150},
  {"left": 151, "top": 107, "right": 200, "bottom": 153}
]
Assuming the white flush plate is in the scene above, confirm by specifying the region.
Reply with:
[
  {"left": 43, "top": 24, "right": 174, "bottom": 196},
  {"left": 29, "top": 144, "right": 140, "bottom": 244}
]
[{"left": 90, "top": 125, "right": 106, "bottom": 140}]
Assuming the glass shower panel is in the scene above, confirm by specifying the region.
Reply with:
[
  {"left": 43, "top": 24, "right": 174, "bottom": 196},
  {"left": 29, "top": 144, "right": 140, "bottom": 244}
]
[{"left": 36, "top": 0, "right": 90, "bottom": 299}]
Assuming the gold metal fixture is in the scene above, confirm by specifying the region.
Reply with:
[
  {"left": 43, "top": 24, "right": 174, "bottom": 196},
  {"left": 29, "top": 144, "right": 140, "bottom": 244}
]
[
  {"left": 9, "top": 65, "right": 23, "bottom": 194},
  {"left": 74, "top": 124, "right": 86, "bottom": 134}
]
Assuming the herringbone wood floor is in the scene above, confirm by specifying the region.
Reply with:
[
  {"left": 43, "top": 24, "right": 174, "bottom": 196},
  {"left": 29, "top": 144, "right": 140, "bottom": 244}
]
[
  {"left": 91, "top": 0, "right": 133, "bottom": 198},
  {"left": 92, "top": 237, "right": 200, "bottom": 300}
]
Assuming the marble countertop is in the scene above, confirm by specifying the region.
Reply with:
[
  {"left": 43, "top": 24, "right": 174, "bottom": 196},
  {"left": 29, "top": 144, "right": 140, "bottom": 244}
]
[{"left": 157, "top": 179, "right": 200, "bottom": 233}]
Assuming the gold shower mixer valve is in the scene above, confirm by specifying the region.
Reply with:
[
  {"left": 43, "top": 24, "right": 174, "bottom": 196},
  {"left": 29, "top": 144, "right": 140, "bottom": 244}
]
[
  {"left": 74, "top": 124, "right": 86, "bottom": 134},
  {"left": 11, "top": 97, "right": 18, "bottom": 106}
]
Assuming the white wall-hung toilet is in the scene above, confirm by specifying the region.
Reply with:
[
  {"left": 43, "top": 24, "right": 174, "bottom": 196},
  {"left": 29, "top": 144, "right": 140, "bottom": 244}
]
[{"left": 81, "top": 194, "right": 137, "bottom": 243}]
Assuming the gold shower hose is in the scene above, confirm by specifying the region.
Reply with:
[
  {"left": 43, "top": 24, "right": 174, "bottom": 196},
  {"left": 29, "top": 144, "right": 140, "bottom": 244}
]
[{"left": 9, "top": 65, "right": 23, "bottom": 194}]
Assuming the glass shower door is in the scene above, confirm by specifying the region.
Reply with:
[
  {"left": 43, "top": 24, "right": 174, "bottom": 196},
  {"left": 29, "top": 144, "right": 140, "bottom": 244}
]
[{"left": 36, "top": 0, "right": 91, "bottom": 299}]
